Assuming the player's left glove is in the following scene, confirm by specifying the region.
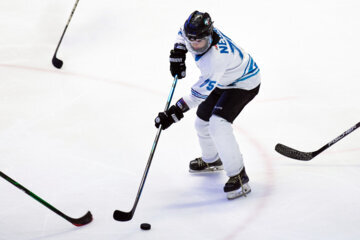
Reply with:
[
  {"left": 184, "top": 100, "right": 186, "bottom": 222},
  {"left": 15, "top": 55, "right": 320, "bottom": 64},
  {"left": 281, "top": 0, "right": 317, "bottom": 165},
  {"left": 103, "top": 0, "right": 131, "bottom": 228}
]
[
  {"left": 155, "top": 98, "right": 190, "bottom": 130},
  {"left": 155, "top": 105, "right": 184, "bottom": 130}
]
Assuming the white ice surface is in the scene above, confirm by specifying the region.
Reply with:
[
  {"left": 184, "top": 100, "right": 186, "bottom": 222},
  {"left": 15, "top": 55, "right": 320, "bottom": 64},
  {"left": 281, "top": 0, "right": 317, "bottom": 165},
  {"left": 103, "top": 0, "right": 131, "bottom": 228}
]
[{"left": 0, "top": 0, "right": 360, "bottom": 239}]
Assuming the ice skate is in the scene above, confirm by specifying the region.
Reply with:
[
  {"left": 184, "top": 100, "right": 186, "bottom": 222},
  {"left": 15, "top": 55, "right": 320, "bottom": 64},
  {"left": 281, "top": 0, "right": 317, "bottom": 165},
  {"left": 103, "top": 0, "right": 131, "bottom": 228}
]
[
  {"left": 224, "top": 167, "right": 251, "bottom": 200},
  {"left": 189, "top": 157, "right": 224, "bottom": 173}
]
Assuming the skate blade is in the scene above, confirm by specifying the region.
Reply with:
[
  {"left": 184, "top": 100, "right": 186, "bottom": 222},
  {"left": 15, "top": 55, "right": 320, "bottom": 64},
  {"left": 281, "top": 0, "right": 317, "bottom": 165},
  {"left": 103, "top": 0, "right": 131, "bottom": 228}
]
[
  {"left": 226, "top": 183, "right": 251, "bottom": 200},
  {"left": 189, "top": 166, "right": 224, "bottom": 173}
]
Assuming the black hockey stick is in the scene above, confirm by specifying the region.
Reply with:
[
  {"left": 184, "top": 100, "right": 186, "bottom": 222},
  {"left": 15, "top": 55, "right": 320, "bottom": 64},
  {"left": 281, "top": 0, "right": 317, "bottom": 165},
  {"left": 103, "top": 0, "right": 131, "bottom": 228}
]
[
  {"left": 0, "top": 171, "right": 92, "bottom": 226},
  {"left": 275, "top": 121, "right": 360, "bottom": 161},
  {"left": 52, "top": 0, "right": 80, "bottom": 69},
  {"left": 113, "top": 75, "right": 179, "bottom": 221}
]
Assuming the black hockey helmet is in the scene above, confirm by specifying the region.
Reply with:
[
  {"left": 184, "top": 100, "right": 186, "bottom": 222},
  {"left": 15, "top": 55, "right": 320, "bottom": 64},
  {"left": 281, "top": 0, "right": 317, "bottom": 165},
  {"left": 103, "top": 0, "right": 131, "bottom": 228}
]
[{"left": 184, "top": 11, "right": 213, "bottom": 41}]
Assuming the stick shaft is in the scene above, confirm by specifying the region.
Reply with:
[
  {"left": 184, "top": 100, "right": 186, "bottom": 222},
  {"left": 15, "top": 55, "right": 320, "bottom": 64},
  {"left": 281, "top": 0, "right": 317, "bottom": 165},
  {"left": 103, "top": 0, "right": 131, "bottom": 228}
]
[
  {"left": 1, "top": 171, "right": 69, "bottom": 220},
  {"left": 130, "top": 75, "right": 178, "bottom": 212},
  {"left": 53, "top": 0, "right": 80, "bottom": 55},
  {"left": 0, "top": 171, "right": 93, "bottom": 226},
  {"left": 113, "top": 76, "right": 178, "bottom": 221}
]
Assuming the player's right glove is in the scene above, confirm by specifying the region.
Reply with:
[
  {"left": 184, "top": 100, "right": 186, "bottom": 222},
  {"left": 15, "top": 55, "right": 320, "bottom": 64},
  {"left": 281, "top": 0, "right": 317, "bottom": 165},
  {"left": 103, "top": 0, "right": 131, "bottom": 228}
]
[{"left": 169, "top": 43, "right": 187, "bottom": 79}]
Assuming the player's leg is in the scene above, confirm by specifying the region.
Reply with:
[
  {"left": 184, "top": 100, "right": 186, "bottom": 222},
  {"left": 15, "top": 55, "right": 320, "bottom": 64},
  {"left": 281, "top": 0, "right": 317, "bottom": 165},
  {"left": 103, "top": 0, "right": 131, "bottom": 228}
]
[
  {"left": 209, "top": 85, "right": 260, "bottom": 199},
  {"left": 190, "top": 88, "right": 224, "bottom": 173}
]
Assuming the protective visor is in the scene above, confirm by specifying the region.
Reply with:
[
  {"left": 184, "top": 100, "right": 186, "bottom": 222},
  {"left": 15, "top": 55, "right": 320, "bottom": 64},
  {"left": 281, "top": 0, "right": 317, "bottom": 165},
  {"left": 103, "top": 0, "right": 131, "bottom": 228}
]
[{"left": 184, "top": 35, "right": 212, "bottom": 55}]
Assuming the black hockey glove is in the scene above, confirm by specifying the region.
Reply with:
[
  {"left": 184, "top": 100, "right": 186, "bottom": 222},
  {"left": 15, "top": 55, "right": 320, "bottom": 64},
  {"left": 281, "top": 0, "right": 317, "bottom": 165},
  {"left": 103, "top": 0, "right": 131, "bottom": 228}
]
[
  {"left": 155, "top": 105, "right": 184, "bottom": 130},
  {"left": 170, "top": 43, "right": 187, "bottom": 79}
]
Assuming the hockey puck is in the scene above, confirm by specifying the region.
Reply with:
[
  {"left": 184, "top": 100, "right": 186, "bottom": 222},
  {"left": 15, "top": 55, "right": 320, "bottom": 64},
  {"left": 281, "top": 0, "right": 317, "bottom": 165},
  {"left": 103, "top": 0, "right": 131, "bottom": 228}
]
[{"left": 140, "top": 223, "right": 151, "bottom": 230}]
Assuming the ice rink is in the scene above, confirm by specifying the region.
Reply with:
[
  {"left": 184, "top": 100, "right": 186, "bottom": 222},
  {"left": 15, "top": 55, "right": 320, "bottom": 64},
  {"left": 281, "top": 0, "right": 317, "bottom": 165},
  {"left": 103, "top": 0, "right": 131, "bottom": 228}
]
[{"left": 1, "top": 0, "right": 359, "bottom": 239}]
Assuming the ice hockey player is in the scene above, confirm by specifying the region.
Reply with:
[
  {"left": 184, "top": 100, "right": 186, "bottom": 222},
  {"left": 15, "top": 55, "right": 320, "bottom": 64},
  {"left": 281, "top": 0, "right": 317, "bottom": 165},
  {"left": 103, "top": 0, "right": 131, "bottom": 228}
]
[{"left": 154, "top": 10, "right": 261, "bottom": 200}]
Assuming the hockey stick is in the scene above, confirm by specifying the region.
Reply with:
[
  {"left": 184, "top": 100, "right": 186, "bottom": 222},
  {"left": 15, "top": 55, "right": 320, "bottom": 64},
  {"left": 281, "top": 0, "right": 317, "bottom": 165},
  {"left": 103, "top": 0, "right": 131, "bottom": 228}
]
[
  {"left": 275, "top": 121, "right": 360, "bottom": 161},
  {"left": 113, "top": 75, "right": 179, "bottom": 221},
  {"left": 0, "top": 171, "right": 93, "bottom": 226},
  {"left": 52, "top": 0, "right": 80, "bottom": 69}
]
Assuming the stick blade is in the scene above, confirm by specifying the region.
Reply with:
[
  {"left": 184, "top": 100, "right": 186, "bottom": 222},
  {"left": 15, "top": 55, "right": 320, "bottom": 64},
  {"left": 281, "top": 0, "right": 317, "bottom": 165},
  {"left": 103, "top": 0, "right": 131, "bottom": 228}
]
[
  {"left": 113, "top": 210, "right": 133, "bottom": 221},
  {"left": 275, "top": 143, "right": 314, "bottom": 161},
  {"left": 69, "top": 211, "right": 93, "bottom": 227},
  {"left": 52, "top": 56, "right": 63, "bottom": 69}
]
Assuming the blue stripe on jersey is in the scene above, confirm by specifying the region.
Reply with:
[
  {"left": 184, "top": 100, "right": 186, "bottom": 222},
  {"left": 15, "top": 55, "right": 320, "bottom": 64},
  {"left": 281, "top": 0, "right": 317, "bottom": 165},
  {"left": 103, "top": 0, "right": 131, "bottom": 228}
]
[
  {"left": 240, "top": 68, "right": 260, "bottom": 81},
  {"left": 248, "top": 57, "right": 257, "bottom": 73},
  {"left": 216, "top": 29, "right": 244, "bottom": 59},
  {"left": 242, "top": 57, "right": 251, "bottom": 76},
  {"left": 240, "top": 55, "right": 258, "bottom": 78},
  {"left": 230, "top": 68, "right": 260, "bottom": 85},
  {"left": 219, "top": 64, "right": 260, "bottom": 87},
  {"left": 191, "top": 88, "right": 208, "bottom": 99}
]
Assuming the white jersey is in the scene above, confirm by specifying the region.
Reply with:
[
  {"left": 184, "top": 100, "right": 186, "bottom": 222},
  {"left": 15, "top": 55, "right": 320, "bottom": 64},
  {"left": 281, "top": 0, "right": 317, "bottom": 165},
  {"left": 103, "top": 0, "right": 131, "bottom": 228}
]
[{"left": 175, "top": 27, "right": 261, "bottom": 109}]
